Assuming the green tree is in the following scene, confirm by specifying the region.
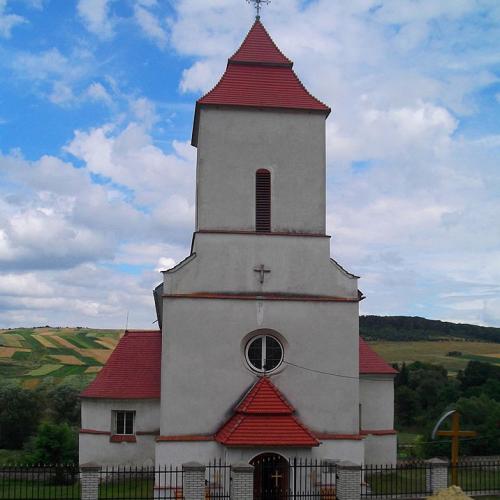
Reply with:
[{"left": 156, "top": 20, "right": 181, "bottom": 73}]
[
  {"left": 0, "top": 385, "right": 41, "bottom": 449},
  {"left": 46, "top": 385, "right": 81, "bottom": 425},
  {"left": 28, "top": 422, "right": 78, "bottom": 465},
  {"left": 395, "top": 386, "right": 419, "bottom": 426}
]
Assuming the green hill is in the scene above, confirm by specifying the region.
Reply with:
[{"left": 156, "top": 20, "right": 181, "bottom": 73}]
[
  {"left": 0, "top": 327, "right": 121, "bottom": 388},
  {"left": 360, "top": 315, "right": 500, "bottom": 342}
]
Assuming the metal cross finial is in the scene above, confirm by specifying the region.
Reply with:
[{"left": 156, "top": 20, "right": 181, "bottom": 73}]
[{"left": 247, "top": 0, "right": 270, "bottom": 20}]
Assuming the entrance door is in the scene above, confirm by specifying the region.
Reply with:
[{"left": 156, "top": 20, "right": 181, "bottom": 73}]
[{"left": 251, "top": 453, "right": 289, "bottom": 500}]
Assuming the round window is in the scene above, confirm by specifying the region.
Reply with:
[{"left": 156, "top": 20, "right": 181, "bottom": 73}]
[{"left": 245, "top": 335, "right": 283, "bottom": 373}]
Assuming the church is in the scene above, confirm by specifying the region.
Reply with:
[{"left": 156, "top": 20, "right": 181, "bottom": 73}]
[{"left": 80, "top": 16, "right": 397, "bottom": 470}]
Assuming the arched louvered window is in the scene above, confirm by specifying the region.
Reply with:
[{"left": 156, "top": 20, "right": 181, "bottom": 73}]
[{"left": 255, "top": 169, "right": 271, "bottom": 232}]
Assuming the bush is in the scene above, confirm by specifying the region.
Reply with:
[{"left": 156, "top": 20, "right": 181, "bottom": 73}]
[{"left": 27, "top": 422, "right": 77, "bottom": 465}]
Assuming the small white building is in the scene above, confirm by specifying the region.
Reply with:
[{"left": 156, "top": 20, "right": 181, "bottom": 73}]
[{"left": 80, "top": 19, "right": 397, "bottom": 472}]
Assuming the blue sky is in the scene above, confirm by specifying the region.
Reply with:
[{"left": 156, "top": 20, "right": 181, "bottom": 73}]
[{"left": 0, "top": 0, "right": 499, "bottom": 328}]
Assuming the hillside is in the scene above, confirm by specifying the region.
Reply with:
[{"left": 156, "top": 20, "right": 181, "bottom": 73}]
[
  {"left": 360, "top": 315, "right": 500, "bottom": 342},
  {"left": 0, "top": 327, "right": 121, "bottom": 388}
]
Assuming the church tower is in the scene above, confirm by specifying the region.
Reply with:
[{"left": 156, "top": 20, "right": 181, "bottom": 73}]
[
  {"left": 79, "top": 15, "right": 397, "bottom": 473},
  {"left": 157, "top": 19, "right": 366, "bottom": 464}
]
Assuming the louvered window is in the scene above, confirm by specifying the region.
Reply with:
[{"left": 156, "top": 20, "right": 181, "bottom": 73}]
[{"left": 255, "top": 169, "right": 271, "bottom": 232}]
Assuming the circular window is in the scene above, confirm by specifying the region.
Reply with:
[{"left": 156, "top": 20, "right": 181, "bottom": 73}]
[{"left": 245, "top": 335, "right": 283, "bottom": 373}]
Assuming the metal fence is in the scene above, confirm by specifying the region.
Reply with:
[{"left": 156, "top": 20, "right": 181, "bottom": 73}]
[
  {"left": 205, "top": 459, "right": 231, "bottom": 499},
  {"left": 99, "top": 465, "right": 183, "bottom": 500},
  {"left": 454, "top": 460, "right": 500, "bottom": 495},
  {"left": 361, "top": 461, "right": 431, "bottom": 498},
  {"left": 0, "top": 464, "right": 80, "bottom": 500}
]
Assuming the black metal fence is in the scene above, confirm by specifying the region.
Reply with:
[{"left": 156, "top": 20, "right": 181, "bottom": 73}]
[
  {"left": 99, "top": 465, "right": 182, "bottom": 499},
  {"left": 205, "top": 459, "right": 231, "bottom": 499},
  {"left": 361, "top": 461, "right": 431, "bottom": 498},
  {"left": 0, "top": 465, "right": 80, "bottom": 499},
  {"left": 453, "top": 460, "right": 500, "bottom": 495}
]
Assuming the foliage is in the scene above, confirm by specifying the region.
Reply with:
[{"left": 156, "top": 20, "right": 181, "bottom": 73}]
[
  {"left": 0, "top": 384, "right": 42, "bottom": 449},
  {"left": 26, "top": 422, "right": 77, "bottom": 465}
]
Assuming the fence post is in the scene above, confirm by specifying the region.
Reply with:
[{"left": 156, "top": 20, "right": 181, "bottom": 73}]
[
  {"left": 426, "top": 458, "right": 449, "bottom": 494},
  {"left": 183, "top": 462, "right": 206, "bottom": 500},
  {"left": 80, "top": 462, "right": 101, "bottom": 500},
  {"left": 230, "top": 462, "right": 254, "bottom": 500},
  {"left": 336, "top": 461, "right": 361, "bottom": 500}
]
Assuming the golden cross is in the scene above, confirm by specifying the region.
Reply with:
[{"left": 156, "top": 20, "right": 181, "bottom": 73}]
[
  {"left": 436, "top": 412, "right": 477, "bottom": 485},
  {"left": 271, "top": 470, "right": 283, "bottom": 488}
]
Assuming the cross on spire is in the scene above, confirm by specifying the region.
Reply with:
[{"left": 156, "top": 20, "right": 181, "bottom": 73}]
[{"left": 247, "top": 0, "right": 271, "bottom": 20}]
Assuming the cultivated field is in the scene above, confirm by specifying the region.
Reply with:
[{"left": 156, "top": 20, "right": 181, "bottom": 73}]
[
  {"left": 0, "top": 327, "right": 122, "bottom": 388},
  {"left": 369, "top": 340, "right": 500, "bottom": 374}
]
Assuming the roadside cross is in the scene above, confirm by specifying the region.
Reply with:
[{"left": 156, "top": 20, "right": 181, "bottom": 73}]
[
  {"left": 435, "top": 411, "right": 477, "bottom": 485},
  {"left": 254, "top": 264, "right": 271, "bottom": 284}
]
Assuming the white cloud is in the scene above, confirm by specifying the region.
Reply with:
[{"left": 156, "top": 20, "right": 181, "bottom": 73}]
[
  {"left": 77, "top": 0, "right": 114, "bottom": 38},
  {"left": 0, "top": 0, "right": 26, "bottom": 38},
  {"left": 134, "top": 3, "right": 167, "bottom": 48},
  {"left": 85, "top": 82, "right": 113, "bottom": 106}
]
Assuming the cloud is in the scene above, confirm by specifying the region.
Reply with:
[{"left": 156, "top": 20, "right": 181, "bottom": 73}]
[
  {"left": 85, "top": 82, "right": 113, "bottom": 107},
  {"left": 0, "top": 0, "right": 26, "bottom": 38},
  {"left": 134, "top": 3, "right": 168, "bottom": 48},
  {"left": 77, "top": 0, "right": 114, "bottom": 38}
]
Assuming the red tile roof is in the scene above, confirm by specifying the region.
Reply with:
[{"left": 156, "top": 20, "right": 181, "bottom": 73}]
[
  {"left": 80, "top": 331, "right": 161, "bottom": 399},
  {"left": 229, "top": 20, "right": 292, "bottom": 66},
  {"left": 215, "top": 377, "right": 319, "bottom": 447},
  {"left": 359, "top": 337, "right": 398, "bottom": 375},
  {"left": 192, "top": 20, "right": 329, "bottom": 145}
]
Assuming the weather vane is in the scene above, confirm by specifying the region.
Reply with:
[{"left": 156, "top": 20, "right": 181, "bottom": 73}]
[{"left": 247, "top": 0, "right": 271, "bottom": 20}]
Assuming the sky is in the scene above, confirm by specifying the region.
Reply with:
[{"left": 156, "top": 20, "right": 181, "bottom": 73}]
[{"left": 0, "top": 0, "right": 499, "bottom": 329}]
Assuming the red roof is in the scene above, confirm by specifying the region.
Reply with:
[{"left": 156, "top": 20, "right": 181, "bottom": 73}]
[
  {"left": 359, "top": 337, "right": 398, "bottom": 375},
  {"left": 192, "top": 20, "right": 329, "bottom": 145},
  {"left": 229, "top": 20, "right": 292, "bottom": 66},
  {"left": 215, "top": 377, "right": 319, "bottom": 447},
  {"left": 80, "top": 331, "right": 161, "bottom": 399}
]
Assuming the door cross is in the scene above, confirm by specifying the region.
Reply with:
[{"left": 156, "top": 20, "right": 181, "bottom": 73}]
[
  {"left": 271, "top": 470, "right": 283, "bottom": 488},
  {"left": 254, "top": 264, "right": 271, "bottom": 284}
]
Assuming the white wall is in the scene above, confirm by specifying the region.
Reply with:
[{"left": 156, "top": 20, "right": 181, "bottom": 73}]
[
  {"left": 196, "top": 107, "right": 326, "bottom": 234},
  {"left": 80, "top": 398, "right": 160, "bottom": 466},
  {"left": 160, "top": 297, "right": 359, "bottom": 437},
  {"left": 165, "top": 232, "right": 358, "bottom": 298},
  {"left": 359, "top": 376, "right": 395, "bottom": 430},
  {"left": 363, "top": 434, "right": 397, "bottom": 466}
]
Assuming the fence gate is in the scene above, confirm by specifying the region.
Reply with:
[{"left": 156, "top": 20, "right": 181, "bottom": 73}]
[{"left": 250, "top": 454, "right": 335, "bottom": 500}]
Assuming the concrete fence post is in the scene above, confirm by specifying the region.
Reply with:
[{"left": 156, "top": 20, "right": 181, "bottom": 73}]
[
  {"left": 230, "top": 462, "right": 254, "bottom": 500},
  {"left": 336, "top": 461, "right": 361, "bottom": 500},
  {"left": 426, "top": 458, "right": 449, "bottom": 494},
  {"left": 182, "top": 462, "right": 206, "bottom": 500},
  {"left": 80, "top": 462, "right": 101, "bottom": 500}
]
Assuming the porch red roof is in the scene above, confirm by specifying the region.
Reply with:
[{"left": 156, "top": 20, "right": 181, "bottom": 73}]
[
  {"left": 192, "top": 20, "right": 329, "bottom": 145},
  {"left": 215, "top": 377, "right": 319, "bottom": 447},
  {"left": 80, "top": 330, "right": 161, "bottom": 399}
]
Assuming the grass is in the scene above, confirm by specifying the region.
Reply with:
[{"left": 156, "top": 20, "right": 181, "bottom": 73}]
[
  {"left": 0, "top": 479, "right": 80, "bottom": 499},
  {"left": 369, "top": 340, "right": 500, "bottom": 374},
  {"left": 0, "top": 449, "right": 28, "bottom": 465}
]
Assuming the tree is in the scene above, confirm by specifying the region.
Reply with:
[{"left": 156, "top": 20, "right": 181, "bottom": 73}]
[
  {"left": 395, "top": 386, "right": 419, "bottom": 426},
  {"left": 28, "top": 422, "right": 77, "bottom": 465},
  {"left": 46, "top": 385, "right": 81, "bottom": 425},
  {"left": 0, "top": 385, "right": 41, "bottom": 449}
]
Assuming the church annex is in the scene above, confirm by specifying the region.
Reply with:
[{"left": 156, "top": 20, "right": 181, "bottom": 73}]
[{"left": 80, "top": 19, "right": 397, "bottom": 468}]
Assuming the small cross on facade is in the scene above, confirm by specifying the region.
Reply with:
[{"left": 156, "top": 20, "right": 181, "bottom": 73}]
[
  {"left": 254, "top": 264, "right": 271, "bottom": 284},
  {"left": 271, "top": 470, "right": 283, "bottom": 488},
  {"left": 246, "top": 0, "right": 271, "bottom": 20}
]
